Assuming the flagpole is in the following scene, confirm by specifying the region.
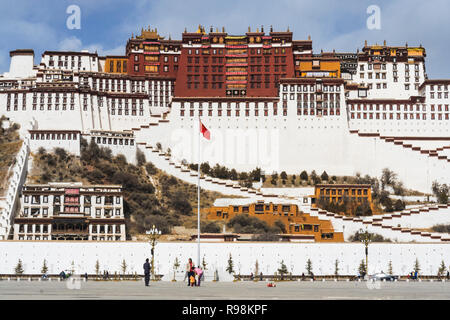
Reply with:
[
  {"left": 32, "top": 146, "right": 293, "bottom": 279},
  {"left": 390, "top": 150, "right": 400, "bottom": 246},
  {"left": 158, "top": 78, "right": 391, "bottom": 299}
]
[{"left": 197, "top": 114, "right": 201, "bottom": 268}]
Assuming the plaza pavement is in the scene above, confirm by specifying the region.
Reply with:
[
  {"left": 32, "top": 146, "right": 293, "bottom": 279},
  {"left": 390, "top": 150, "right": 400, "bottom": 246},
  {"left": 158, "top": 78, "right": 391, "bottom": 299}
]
[{"left": 0, "top": 280, "right": 449, "bottom": 300}]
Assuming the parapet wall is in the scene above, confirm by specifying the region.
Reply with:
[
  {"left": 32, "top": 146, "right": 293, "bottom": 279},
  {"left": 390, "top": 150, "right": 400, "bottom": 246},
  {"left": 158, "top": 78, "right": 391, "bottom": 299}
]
[{"left": 0, "top": 242, "right": 448, "bottom": 281}]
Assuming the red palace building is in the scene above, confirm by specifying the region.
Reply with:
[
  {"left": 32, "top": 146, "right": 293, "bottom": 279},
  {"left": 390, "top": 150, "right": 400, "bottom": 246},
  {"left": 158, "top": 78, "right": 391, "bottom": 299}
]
[{"left": 125, "top": 25, "right": 321, "bottom": 98}]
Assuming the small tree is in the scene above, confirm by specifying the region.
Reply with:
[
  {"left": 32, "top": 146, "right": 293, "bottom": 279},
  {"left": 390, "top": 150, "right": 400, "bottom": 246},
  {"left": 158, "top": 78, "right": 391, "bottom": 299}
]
[
  {"left": 280, "top": 171, "right": 288, "bottom": 183},
  {"left": 413, "top": 258, "right": 420, "bottom": 274},
  {"left": 300, "top": 170, "right": 308, "bottom": 181},
  {"left": 41, "top": 259, "right": 48, "bottom": 274},
  {"left": 15, "top": 259, "right": 24, "bottom": 275},
  {"left": 254, "top": 260, "right": 259, "bottom": 277},
  {"left": 277, "top": 260, "right": 288, "bottom": 279},
  {"left": 321, "top": 171, "right": 329, "bottom": 181},
  {"left": 358, "top": 259, "right": 367, "bottom": 276},
  {"left": 202, "top": 255, "right": 208, "bottom": 272},
  {"left": 95, "top": 260, "right": 100, "bottom": 277},
  {"left": 226, "top": 253, "right": 234, "bottom": 275},
  {"left": 334, "top": 259, "right": 339, "bottom": 277},
  {"left": 438, "top": 260, "right": 446, "bottom": 277},
  {"left": 306, "top": 258, "right": 313, "bottom": 276},
  {"left": 388, "top": 260, "right": 393, "bottom": 275},
  {"left": 173, "top": 257, "right": 180, "bottom": 281},
  {"left": 121, "top": 259, "right": 127, "bottom": 275}
]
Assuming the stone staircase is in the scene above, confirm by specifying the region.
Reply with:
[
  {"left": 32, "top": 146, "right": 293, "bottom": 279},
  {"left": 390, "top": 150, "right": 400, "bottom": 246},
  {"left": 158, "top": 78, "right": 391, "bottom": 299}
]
[
  {"left": 301, "top": 203, "right": 450, "bottom": 242},
  {"left": 349, "top": 130, "right": 450, "bottom": 163}
]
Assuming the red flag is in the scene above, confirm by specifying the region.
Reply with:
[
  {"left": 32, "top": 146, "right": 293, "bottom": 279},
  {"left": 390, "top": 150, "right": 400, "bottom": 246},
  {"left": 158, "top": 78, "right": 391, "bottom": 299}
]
[{"left": 200, "top": 120, "right": 210, "bottom": 140}]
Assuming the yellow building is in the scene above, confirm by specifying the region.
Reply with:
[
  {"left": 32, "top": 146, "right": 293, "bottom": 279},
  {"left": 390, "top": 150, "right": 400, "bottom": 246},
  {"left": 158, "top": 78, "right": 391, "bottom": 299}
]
[
  {"left": 313, "top": 184, "right": 374, "bottom": 213},
  {"left": 296, "top": 55, "right": 341, "bottom": 78},
  {"left": 205, "top": 201, "right": 344, "bottom": 242},
  {"left": 104, "top": 56, "right": 128, "bottom": 74}
]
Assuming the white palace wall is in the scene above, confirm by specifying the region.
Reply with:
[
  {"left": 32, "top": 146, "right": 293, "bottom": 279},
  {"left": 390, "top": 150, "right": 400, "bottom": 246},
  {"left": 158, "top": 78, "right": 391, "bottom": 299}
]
[
  {"left": 2, "top": 96, "right": 448, "bottom": 193},
  {"left": 0, "top": 242, "right": 449, "bottom": 280}
]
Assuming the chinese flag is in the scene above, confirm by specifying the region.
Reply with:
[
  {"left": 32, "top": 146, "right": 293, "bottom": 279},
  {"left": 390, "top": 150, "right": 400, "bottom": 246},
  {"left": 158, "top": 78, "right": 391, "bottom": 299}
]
[{"left": 200, "top": 120, "right": 210, "bottom": 140}]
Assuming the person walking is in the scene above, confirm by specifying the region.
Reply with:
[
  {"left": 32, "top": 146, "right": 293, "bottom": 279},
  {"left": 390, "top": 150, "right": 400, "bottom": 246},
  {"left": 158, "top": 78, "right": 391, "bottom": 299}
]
[
  {"left": 143, "top": 258, "right": 151, "bottom": 286},
  {"left": 185, "top": 258, "right": 193, "bottom": 287},
  {"left": 189, "top": 265, "right": 197, "bottom": 287},
  {"left": 194, "top": 266, "right": 203, "bottom": 287}
]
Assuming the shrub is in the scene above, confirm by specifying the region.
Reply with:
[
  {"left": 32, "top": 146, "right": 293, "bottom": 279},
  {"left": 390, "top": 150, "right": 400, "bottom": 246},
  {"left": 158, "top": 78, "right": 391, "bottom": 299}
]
[
  {"left": 145, "top": 162, "right": 157, "bottom": 175},
  {"left": 252, "top": 232, "right": 279, "bottom": 241},
  {"left": 202, "top": 221, "right": 221, "bottom": 233},
  {"left": 431, "top": 224, "right": 450, "bottom": 233},
  {"left": 348, "top": 231, "right": 391, "bottom": 242},
  {"left": 227, "top": 214, "right": 276, "bottom": 234},
  {"left": 136, "top": 149, "right": 146, "bottom": 166},
  {"left": 87, "top": 169, "right": 105, "bottom": 183},
  {"left": 200, "top": 162, "right": 211, "bottom": 175},
  {"left": 170, "top": 191, "right": 192, "bottom": 215},
  {"left": 54, "top": 148, "right": 68, "bottom": 160}
]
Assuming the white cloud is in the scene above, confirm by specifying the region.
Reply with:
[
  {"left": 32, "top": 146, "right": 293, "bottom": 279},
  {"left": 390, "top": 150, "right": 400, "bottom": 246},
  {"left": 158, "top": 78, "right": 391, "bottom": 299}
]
[
  {"left": 58, "top": 36, "right": 124, "bottom": 56},
  {"left": 58, "top": 36, "right": 83, "bottom": 51}
]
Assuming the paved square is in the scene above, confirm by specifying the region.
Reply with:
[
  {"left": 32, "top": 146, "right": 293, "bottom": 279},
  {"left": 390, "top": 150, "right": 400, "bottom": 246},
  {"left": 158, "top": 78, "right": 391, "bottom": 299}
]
[{"left": 0, "top": 280, "right": 449, "bottom": 300}]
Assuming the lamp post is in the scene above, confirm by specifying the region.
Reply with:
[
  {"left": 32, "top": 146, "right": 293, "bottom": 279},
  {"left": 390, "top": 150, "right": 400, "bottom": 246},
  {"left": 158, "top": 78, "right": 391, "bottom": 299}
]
[
  {"left": 359, "top": 228, "right": 372, "bottom": 279},
  {"left": 146, "top": 225, "right": 161, "bottom": 281}
]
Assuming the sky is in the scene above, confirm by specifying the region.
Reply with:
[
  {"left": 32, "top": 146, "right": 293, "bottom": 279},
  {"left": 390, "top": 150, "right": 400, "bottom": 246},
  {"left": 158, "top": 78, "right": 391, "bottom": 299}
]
[{"left": 0, "top": 0, "right": 449, "bottom": 78}]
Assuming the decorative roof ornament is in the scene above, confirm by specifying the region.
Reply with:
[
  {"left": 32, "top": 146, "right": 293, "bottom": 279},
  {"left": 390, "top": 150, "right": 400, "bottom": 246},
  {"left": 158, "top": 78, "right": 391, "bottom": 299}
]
[
  {"left": 308, "top": 35, "right": 311, "bottom": 40},
  {"left": 287, "top": 26, "right": 290, "bottom": 32},
  {"left": 261, "top": 25, "right": 264, "bottom": 33},
  {"left": 248, "top": 26, "right": 251, "bottom": 32},
  {"left": 222, "top": 26, "right": 225, "bottom": 32},
  {"left": 270, "top": 25, "right": 273, "bottom": 32}
]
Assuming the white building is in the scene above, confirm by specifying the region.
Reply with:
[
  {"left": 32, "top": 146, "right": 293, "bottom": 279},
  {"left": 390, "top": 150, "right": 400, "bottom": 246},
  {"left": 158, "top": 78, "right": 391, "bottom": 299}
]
[
  {"left": 13, "top": 182, "right": 126, "bottom": 241},
  {"left": 0, "top": 43, "right": 449, "bottom": 194}
]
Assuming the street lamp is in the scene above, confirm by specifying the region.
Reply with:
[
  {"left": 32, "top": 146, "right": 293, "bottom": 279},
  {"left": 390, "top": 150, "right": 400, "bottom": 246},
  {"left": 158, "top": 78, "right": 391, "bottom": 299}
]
[
  {"left": 146, "top": 225, "right": 161, "bottom": 281},
  {"left": 359, "top": 228, "right": 372, "bottom": 279}
]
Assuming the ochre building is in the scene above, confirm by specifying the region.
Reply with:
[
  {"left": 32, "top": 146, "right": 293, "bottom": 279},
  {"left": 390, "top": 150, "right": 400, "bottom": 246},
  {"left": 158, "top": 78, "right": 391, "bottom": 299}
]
[
  {"left": 205, "top": 201, "right": 344, "bottom": 242},
  {"left": 313, "top": 184, "right": 374, "bottom": 212}
]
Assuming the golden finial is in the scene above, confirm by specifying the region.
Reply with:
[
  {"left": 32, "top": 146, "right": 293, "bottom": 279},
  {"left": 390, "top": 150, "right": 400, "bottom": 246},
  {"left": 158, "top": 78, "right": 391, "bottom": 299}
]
[
  {"left": 256, "top": 27, "right": 259, "bottom": 33},
  {"left": 184, "top": 27, "right": 187, "bottom": 33},
  {"left": 248, "top": 26, "right": 251, "bottom": 32},
  {"left": 364, "top": 40, "right": 367, "bottom": 46},
  {"left": 308, "top": 35, "right": 311, "bottom": 40},
  {"left": 216, "top": 27, "right": 219, "bottom": 32},
  {"left": 287, "top": 26, "right": 290, "bottom": 32},
  {"left": 222, "top": 26, "right": 225, "bottom": 32}
]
